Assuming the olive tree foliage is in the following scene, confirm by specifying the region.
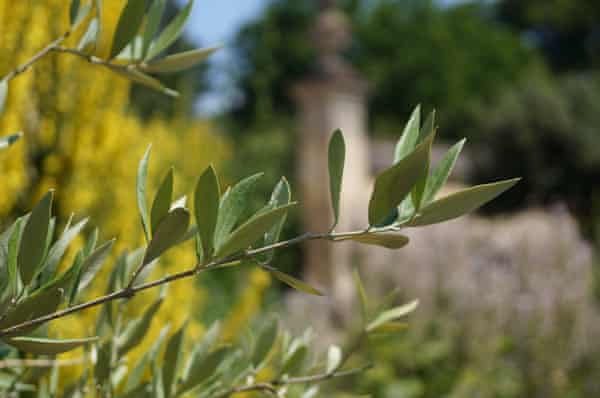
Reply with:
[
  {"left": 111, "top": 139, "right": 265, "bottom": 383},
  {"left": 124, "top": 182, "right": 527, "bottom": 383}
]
[{"left": 0, "top": 1, "right": 518, "bottom": 396}]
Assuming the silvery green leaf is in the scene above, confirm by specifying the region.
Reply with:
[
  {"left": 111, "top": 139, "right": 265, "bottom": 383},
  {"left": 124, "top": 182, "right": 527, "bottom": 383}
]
[
  {"left": 394, "top": 105, "right": 421, "bottom": 163},
  {"left": 146, "top": 0, "right": 195, "bottom": 60},
  {"left": 423, "top": 139, "right": 466, "bottom": 205},
  {"left": 110, "top": 0, "right": 146, "bottom": 58},
  {"left": 77, "top": 239, "right": 115, "bottom": 292},
  {"left": 252, "top": 318, "right": 278, "bottom": 367},
  {"left": 141, "top": 47, "right": 219, "bottom": 73},
  {"left": 150, "top": 168, "right": 173, "bottom": 235},
  {"left": 367, "top": 300, "right": 419, "bottom": 332},
  {"left": 335, "top": 233, "right": 410, "bottom": 249},
  {"left": 6, "top": 336, "right": 97, "bottom": 355},
  {"left": 328, "top": 129, "right": 345, "bottom": 230},
  {"left": 137, "top": 145, "right": 152, "bottom": 241},
  {"left": 142, "top": 0, "right": 167, "bottom": 58},
  {"left": 142, "top": 208, "right": 190, "bottom": 266},
  {"left": 195, "top": 165, "right": 220, "bottom": 261}
]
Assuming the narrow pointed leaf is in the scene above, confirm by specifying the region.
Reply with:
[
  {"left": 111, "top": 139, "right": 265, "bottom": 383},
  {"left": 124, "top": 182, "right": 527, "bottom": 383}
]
[
  {"left": 367, "top": 300, "right": 419, "bottom": 332},
  {"left": 110, "top": 0, "right": 146, "bottom": 58},
  {"left": 252, "top": 318, "right": 278, "bottom": 366},
  {"left": 110, "top": 66, "right": 178, "bottom": 97},
  {"left": 419, "top": 110, "right": 436, "bottom": 143},
  {"left": 143, "top": 208, "right": 190, "bottom": 266},
  {"left": 410, "top": 178, "right": 521, "bottom": 226},
  {"left": 194, "top": 165, "right": 220, "bottom": 260},
  {"left": 326, "top": 345, "right": 342, "bottom": 374},
  {"left": 163, "top": 323, "right": 186, "bottom": 398},
  {"left": 394, "top": 105, "right": 421, "bottom": 162},
  {"left": 423, "top": 139, "right": 466, "bottom": 204},
  {"left": 182, "top": 321, "right": 221, "bottom": 381},
  {"left": 142, "top": 0, "right": 167, "bottom": 58},
  {"left": 178, "top": 346, "right": 229, "bottom": 395},
  {"left": 270, "top": 270, "right": 323, "bottom": 296},
  {"left": 117, "top": 296, "right": 163, "bottom": 355},
  {"left": 353, "top": 269, "right": 368, "bottom": 324},
  {"left": 0, "top": 79, "right": 7, "bottom": 114},
  {"left": 147, "top": 0, "right": 195, "bottom": 60},
  {"left": 78, "top": 239, "right": 115, "bottom": 292},
  {"left": 150, "top": 168, "right": 173, "bottom": 235},
  {"left": 281, "top": 344, "right": 307, "bottom": 376},
  {"left": 6, "top": 336, "right": 97, "bottom": 355},
  {"left": 336, "top": 233, "right": 409, "bottom": 249},
  {"left": 328, "top": 129, "right": 345, "bottom": 230},
  {"left": 43, "top": 218, "right": 88, "bottom": 277},
  {"left": 368, "top": 134, "right": 432, "bottom": 225},
  {"left": 214, "top": 173, "right": 263, "bottom": 249},
  {"left": 142, "top": 47, "right": 219, "bottom": 73},
  {"left": 69, "top": 0, "right": 81, "bottom": 25},
  {"left": 138, "top": 145, "right": 152, "bottom": 241},
  {"left": 77, "top": 18, "right": 99, "bottom": 52},
  {"left": 411, "top": 129, "right": 436, "bottom": 212},
  {"left": 215, "top": 203, "right": 296, "bottom": 259},
  {"left": 19, "top": 191, "right": 53, "bottom": 286},
  {"left": 7, "top": 218, "right": 24, "bottom": 298},
  {"left": 153, "top": 360, "right": 165, "bottom": 398},
  {"left": 261, "top": 178, "right": 291, "bottom": 263}
]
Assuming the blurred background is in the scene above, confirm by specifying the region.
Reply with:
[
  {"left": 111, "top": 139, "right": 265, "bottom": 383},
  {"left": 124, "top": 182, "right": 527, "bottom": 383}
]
[{"left": 1, "top": 0, "right": 600, "bottom": 397}]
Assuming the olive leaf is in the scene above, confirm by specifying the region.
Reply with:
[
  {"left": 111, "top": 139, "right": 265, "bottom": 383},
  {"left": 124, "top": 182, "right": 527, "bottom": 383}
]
[
  {"left": 335, "top": 233, "right": 410, "bottom": 249},
  {"left": 142, "top": 47, "right": 219, "bottom": 73},
  {"left": 269, "top": 269, "right": 323, "bottom": 296},
  {"left": 328, "top": 129, "right": 345, "bottom": 230},
  {"left": 5, "top": 336, "right": 97, "bottom": 355},
  {"left": 142, "top": 0, "right": 167, "bottom": 58},
  {"left": 393, "top": 104, "right": 421, "bottom": 163},
  {"left": 110, "top": 0, "right": 146, "bottom": 58},
  {"left": 194, "top": 165, "right": 220, "bottom": 261},
  {"left": 214, "top": 203, "right": 296, "bottom": 259},
  {"left": 163, "top": 322, "right": 187, "bottom": 397},
  {"left": 409, "top": 178, "right": 521, "bottom": 226},
  {"left": 423, "top": 138, "right": 466, "bottom": 204},
  {"left": 261, "top": 178, "right": 292, "bottom": 263},
  {"left": 137, "top": 145, "right": 152, "bottom": 241},
  {"left": 147, "top": 0, "right": 195, "bottom": 60},
  {"left": 177, "top": 346, "right": 229, "bottom": 395},
  {"left": 77, "top": 239, "right": 115, "bottom": 293},
  {"left": 368, "top": 134, "right": 433, "bottom": 225},
  {"left": 18, "top": 191, "right": 53, "bottom": 286},
  {"left": 0, "top": 287, "right": 64, "bottom": 335},
  {"left": 150, "top": 168, "right": 174, "bottom": 235},
  {"left": 252, "top": 318, "right": 279, "bottom": 367},
  {"left": 366, "top": 299, "right": 419, "bottom": 332},
  {"left": 143, "top": 208, "right": 190, "bottom": 266}
]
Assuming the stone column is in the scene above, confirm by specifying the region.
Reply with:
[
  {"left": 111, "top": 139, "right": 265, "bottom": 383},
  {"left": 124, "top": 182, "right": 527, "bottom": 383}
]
[{"left": 292, "top": 7, "right": 371, "bottom": 317}]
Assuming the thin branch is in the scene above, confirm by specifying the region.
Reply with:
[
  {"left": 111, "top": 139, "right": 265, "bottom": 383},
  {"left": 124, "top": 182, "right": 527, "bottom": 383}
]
[
  {"left": 0, "top": 230, "right": 359, "bottom": 337},
  {"left": 1, "top": 31, "right": 71, "bottom": 83}
]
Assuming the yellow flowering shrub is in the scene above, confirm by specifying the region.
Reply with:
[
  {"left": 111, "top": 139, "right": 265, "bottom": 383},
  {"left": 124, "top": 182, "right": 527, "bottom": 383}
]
[{"left": 0, "top": 0, "right": 271, "bottom": 388}]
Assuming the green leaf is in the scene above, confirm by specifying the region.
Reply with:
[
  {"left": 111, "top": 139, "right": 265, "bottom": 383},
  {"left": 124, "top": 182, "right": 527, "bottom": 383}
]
[
  {"left": 142, "top": 47, "right": 219, "bottom": 73},
  {"left": 270, "top": 269, "right": 323, "bottom": 296},
  {"left": 368, "top": 322, "right": 408, "bottom": 334},
  {"left": 177, "top": 346, "right": 229, "bottom": 395},
  {"left": 394, "top": 105, "right": 421, "bottom": 163},
  {"left": 0, "top": 287, "right": 63, "bottom": 335},
  {"left": 153, "top": 360, "right": 165, "bottom": 398},
  {"left": 67, "top": 251, "right": 85, "bottom": 305},
  {"left": 146, "top": 0, "right": 195, "bottom": 60},
  {"left": 7, "top": 218, "right": 24, "bottom": 298},
  {"left": 142, "top": 0, "right": 166, "bottom": 58},
  {"left": 77, "top": 239, "right": 115, "bottom": 293},
  {"left": 353, "top": 268, "right": 368, "bottom": 324},
  {"left": 43, "top": 218, "right": 88, "bottom": 279},
  {"left": 420, "top": 110, "right": 436, "bottom": 142},
  {"left": 143, "top": 208, "right": 190, "bottom": 266},
  {"left": 19, "top": 191, "right": 53, "bottom": 286},
  {"left": 82, "top": 227, "right": 98, "bottom": 257},
  {"left": 214, "top": 203, "right": 296, "bottom": 259},
  {"left": 368, "top": 134, "right": 432, "bottom": 225},
  {"left": 423, "top": 139, "right": 466, "bottom": 205},
  {"left": 328, "top": 129, "right": 345, "bottom": 230},
  {"left": 410, "top": 129, "right": 436, "bottom": 212},
  {"left": 0, "top": 132, "right": 22, "bottom": 150},
  {"left": 117, "top": 295, "right": 163, "bottom": 356},
  {"left": 336, "top": 233, "right": 410, "bottom": 249},
  {"left": 280, "top": 343, "right": 307, "bottom": 376},
  {"left": 126, "top": 325, "right": 170, "bottom": 392},
  {"left": 367, "top": 300, "right": 419, "bottom": 332},
  {"left": 5, "top": 336, "right": 97, "bottom": 355},
  {"left": 138, "top": 145, "right": 152, "bottom": 241},
  {"left": 0, "top": 79, "right": 7, "bottom": 114},
  {"left": 110, "top": 0, "right": 146, "bottom": 58},
  {"left": 409, "top": 178, "right": 521, "bottom": 227},
  {"left": 261, "top": 178, "right": 291, "bottom": 263},
  {"left": 77, "top": 18, "right": 99, "bottom": 52},
  {"left": 326, "top": 345, "right": 342, "bottom": 374},
  {"left": 69, "top": 0, "right": 81, "bottom": 25},
  {"left": 109, "top": 66, "right": 178, "bottom": 97},
  {"left": 194, "top": 165, "right": 220, "bottom": 261},
  {"left": 182, "top": 321, "right": 221, "bottom": 381},
  {"left": 95, "top": 341, "right": 112, "bottom": 385},
  {"left": 151, "top": 168, "right": 173, "bottom": 235},
  {"left": 214, "top": 173, "right": 263, "bottom": 249},
  {"left": 163, "top": 322, "right": 186, "bottom": 398},
  {"left": 252, "top": 318, "right": 278, "bottom": 367}
]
